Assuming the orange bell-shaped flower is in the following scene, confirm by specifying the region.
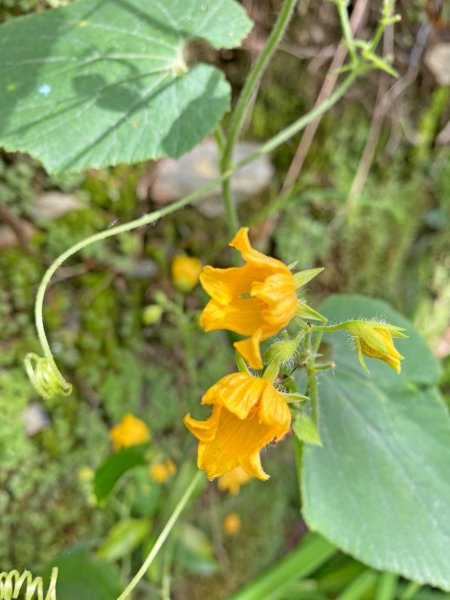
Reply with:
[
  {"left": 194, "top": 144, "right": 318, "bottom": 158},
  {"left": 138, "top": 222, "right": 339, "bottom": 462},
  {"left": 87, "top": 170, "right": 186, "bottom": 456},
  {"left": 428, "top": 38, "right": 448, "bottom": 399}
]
[
  {"left": 183, "top": 372, "right": 291, "bottom": 481},
  {"left": 199, "top": 228, "right": 297, "bottom": 369}
]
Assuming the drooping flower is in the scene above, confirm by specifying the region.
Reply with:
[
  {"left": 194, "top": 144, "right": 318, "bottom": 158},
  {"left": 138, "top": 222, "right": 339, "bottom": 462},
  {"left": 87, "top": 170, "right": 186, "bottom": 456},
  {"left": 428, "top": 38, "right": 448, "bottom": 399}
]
[
  {"left": 346, "top": 321, "right": 407, "bottom": 373},
  {"left": 171, "top": 255, "right": 202, "bottom": 292},
  {"left": 183, "top": 372, "right": 291, "bottom": 481},
  {"left": 223, "top": 512, "right": 241, "bottom": 535},
  {"left": 199, "top": 228, "right": 297, "bottom": 369},
  {"left": 110, "top": 414, "right": 151, "bottom": 451},
  {"left": 218, "top": 466, "right": 252, "bottom": 496}
]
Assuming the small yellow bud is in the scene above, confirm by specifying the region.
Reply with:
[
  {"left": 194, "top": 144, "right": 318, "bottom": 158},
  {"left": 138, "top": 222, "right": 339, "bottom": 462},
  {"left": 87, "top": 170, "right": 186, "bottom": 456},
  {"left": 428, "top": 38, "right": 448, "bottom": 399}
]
[
  {"left": 346, "top": 321, "right": 407, "bottom": 373},
  {"left": 110, "top": 414, "right": 151, "bottom": 451},
  {"left": 223, "top": 512, "right": 241, "bottom": 536},
  {"left": 171, "top": 255, "right": 202, "bottom": 292},
  {"left": 150, "top": 459, "right": 177, "bottom": 484}
]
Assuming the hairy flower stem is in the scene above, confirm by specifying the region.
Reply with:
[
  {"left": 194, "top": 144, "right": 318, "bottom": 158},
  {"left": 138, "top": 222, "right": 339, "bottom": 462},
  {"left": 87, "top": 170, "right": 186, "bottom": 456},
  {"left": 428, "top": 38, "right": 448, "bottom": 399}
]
[
  {"left": 306, "top": 361, "right": 319, "bottom": 426},
  {"left": 219, "top": 0, "right": 298, "bottom": 236},
  {"left": 116, "top": 471, "right": 202, "bottom": 600},
  {"left": 304, "top": 332, "right": 319, "bottom": 427}
]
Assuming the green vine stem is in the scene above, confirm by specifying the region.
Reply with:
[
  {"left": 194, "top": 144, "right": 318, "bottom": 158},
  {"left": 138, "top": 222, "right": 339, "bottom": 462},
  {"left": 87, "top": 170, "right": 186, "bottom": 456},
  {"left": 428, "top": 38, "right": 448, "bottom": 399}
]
[
  {"left": 0, "top": 567, "right": 58, "bottom": 600},
  {"left": 335, "top": 0, "right": 358, "bottom": 63},
  {"left": 116, "top": 471, "right": 202, "bottom": 600},
  {"left": 25, "top": 70, "right": 359, "bottom": 399},
  {"left": 220, "top": 0, "right": 298, "bottom": 236}
]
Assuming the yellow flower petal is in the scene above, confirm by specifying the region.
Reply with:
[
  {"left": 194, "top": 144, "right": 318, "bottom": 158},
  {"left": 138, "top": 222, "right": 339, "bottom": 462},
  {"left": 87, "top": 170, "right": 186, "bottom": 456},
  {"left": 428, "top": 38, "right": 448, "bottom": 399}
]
[
  {"left": 184, "top": 372, "right": 290, "bottom": 481},
  {"left": 200, "top": 265, "right": 253, "bottom": 304},
  {"left": 197, "top": 406, "right": 272, "bottom": 480},
  {"left": 259, "top": 383, "right": 291, "bottom": 440},
  {"left": 199, "top": 228, "right": 297, "bottom": 368},
  {"left": 201, "top": 297, "right": 265, "bottom": 336},
  {"left": 234, "top": 330, "right": 263, "bottom": 370},
  {"left": 230, "top": 227, "right": 283, "bottom": 271},
  {"left": 202, "top": 373, "right": 261, "bottom": 420},
  {"left": 183, "top": 409, "right": 220, "bottom": 442},
  {"left": 218, "top": 466, "right": 251, "bottom": 495}
]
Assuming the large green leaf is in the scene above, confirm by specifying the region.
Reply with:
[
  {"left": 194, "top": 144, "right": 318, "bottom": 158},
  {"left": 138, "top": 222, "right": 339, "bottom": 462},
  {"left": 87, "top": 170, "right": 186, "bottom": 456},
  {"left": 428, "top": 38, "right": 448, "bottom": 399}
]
[
  {"left": 0, "top": 0, "right": 252, "bottom": 173},
  {"left": 301, "top": 295, "right": 450, "bottom": 590}
]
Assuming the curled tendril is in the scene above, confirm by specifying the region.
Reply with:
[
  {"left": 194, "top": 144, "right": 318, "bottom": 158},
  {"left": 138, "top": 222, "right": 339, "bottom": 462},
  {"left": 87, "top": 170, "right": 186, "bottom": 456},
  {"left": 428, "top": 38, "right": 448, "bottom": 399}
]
[
  {"left": 0, "top": 568, "right": 58, "bottom": 600},
  {"left": 24, "top": 353, "right": 72, "bottom": 400}
]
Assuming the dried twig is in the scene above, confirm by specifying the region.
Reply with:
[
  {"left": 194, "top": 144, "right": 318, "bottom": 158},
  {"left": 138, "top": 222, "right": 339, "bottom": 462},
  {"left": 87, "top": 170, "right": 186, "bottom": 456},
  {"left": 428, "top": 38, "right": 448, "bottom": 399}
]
[{"left": 282, "top": 0, "right": 370, "bottom": 194}]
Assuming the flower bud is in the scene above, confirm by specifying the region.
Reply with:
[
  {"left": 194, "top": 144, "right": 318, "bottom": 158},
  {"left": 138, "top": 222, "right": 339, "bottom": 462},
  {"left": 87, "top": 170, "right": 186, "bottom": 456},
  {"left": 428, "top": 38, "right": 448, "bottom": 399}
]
[
  {"left": 223, "top": 513, "right": 241, "bottom": 536},
  {"left": 265, "top": 338, "right": 299, "bottom": 366},
  {"left": 346, "top": 320, "right": 407, "bottom": 373},
  {"left": 142, "top": 304, "right": 163, "bottom": 325}
]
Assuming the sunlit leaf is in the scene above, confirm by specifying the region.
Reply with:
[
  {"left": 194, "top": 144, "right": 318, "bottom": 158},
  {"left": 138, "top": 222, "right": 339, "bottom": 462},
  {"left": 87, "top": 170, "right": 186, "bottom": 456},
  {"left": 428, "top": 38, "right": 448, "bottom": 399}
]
[{"left": 0, "top": 0, "right": 252, "bottom": 173}]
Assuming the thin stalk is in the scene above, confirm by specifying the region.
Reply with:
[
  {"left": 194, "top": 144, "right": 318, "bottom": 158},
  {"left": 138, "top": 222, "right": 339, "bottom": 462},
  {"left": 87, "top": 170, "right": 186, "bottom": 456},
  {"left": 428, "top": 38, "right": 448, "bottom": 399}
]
[
  {"left": 294, "top": 435, "right": 303, "bottom": 505},
  {"left": 312, "top": 317, "right": 328, "bottom": 356},
  {"left": 400, "top": 582, "right": 420, "bottom": 600},
  {"left": 213, "top": 126, "right": 226, "bottom": 154},
  {"left": 375, "top": 572, "right": 398, "bottom": 600},
  {"left": 336, "top": 0, "right": 358, "bottom": 63},
  {"left": 306, "top": 353, "right": 319, "bottom": 427},
  {"left": 311, "top": 322, "right": 350, "bottom": 333},
  {"left": 225, "top": 535, "right": 336, "bottom": 600},
  {"left": 220, "top": 0, "right": 298, "bottom": 236},
  {"left": 160, "top": 539, "right": 175, "bottom": 600},
  {"left": 336, "top": 570, "right": 378, "bottom": 600},
  {"left": 116, "top": 471, "right": 202, "bottom": 600},
  {"left": 222, "top": 178, "right": 240, "bottom": 238}
]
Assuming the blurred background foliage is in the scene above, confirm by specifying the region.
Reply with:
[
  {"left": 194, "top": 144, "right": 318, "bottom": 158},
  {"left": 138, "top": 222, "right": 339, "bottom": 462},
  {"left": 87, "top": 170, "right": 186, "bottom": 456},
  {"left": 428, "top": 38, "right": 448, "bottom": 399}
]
[{"left": 0, "top": 0, "right": 449, "bottom": 598}]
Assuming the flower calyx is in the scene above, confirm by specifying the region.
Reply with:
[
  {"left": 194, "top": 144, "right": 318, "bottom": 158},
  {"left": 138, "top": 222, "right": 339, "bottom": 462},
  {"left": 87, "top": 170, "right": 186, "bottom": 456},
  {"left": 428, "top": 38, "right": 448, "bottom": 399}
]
[{"left": 345, "top": 320, "right": 407, "bottom": 373}]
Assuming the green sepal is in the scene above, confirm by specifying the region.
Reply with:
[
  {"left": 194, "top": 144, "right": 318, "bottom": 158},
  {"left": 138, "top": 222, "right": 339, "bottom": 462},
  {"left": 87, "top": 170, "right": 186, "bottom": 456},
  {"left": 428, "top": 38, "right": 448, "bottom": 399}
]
[
  {"left": 262, "top": 358, "right": 281, "bottom": 383},
  {"left": 293, "top": 268, "right": 324, "bottom": 289},
  {"left": 282, "top": 392, "right": 309, "bottom": 404},
  {"left": 354, "top": 338, "right": 369, "bottom": 372},
  {"left": 235, "top": 351, "right": 250, "bottom": 374},
  {"left": 296, "top": 301, "right": 327, "bottom": 322}
]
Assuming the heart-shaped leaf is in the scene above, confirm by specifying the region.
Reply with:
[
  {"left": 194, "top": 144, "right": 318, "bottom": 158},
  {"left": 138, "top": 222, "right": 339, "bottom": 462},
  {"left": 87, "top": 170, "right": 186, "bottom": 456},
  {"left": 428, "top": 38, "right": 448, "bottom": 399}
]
[
  {"left": 0, "top": 0, "right": 252, "bottom": 172},
  {"left": 302, "top": 295, "right": 450, "bottom": 591}
]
